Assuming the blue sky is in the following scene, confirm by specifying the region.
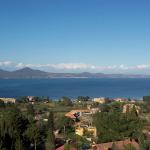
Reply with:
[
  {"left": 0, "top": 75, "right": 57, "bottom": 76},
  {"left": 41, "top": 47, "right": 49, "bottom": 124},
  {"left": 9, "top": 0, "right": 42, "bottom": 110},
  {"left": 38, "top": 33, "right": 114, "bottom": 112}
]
[{"left": 0, "top": 0, "right": 150, "bottom": 73}]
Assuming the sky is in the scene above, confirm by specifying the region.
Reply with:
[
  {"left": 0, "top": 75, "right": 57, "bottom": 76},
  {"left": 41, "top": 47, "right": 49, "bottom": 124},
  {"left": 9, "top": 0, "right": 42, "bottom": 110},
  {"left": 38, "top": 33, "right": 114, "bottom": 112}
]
[{"left": 0, "top": 0, "right": 150, "bottom": 74}]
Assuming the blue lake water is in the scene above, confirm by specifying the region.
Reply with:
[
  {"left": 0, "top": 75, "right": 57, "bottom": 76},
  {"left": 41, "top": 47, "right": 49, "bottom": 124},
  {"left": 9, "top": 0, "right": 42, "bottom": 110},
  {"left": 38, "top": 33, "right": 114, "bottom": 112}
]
[{"left": 0, "top": 78, "right": 150, "bottom": 99}]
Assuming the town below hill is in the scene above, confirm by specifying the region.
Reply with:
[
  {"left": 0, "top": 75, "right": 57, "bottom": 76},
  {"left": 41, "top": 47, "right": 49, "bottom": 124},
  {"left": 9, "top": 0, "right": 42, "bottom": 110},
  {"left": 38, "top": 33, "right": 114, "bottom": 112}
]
[
  {"left": 0, "top": 67, "right": 150, "bottom": 79},
  {"left": 1, "top": 96, "right": 150, "bottom": 149}
]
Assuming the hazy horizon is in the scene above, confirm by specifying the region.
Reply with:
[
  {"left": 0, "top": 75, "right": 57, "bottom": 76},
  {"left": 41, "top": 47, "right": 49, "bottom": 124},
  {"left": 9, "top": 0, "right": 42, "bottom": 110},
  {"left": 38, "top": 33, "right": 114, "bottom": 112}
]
[{"left": 1, "top": 66, "right": 150, "bottom": 75}]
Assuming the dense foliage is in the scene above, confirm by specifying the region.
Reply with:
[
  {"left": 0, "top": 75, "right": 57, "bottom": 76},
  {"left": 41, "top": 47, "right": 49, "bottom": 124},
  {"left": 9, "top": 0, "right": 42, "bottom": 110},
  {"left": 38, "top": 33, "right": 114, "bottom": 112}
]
[
  {"left": 143, "top": 96, "right": 150, "bottom": 103},
  {"left": 0, "top": 105, "right": 53, "bottom": 150},
  {"left": 0, "top": 107, "right": 29, "bottom": 150},
  {"left": 93, "top": 109, "right": 145, "bottom": 143}
]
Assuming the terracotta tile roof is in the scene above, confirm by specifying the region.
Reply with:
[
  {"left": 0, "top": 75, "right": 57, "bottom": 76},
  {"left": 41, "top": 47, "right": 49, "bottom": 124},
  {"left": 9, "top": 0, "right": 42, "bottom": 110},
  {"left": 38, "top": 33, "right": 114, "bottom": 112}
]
[
  {"left": 65, "top": 112, "right": 76, "bottom": 119},
  {"left": 65, "top": 109, "right": 91, "bottom": 119},
  {"left": 56, "top": 145, "right": 77, "bottom": 150},
  {"left": 92, "top": 139, "right": 139, "bottom": 150}
]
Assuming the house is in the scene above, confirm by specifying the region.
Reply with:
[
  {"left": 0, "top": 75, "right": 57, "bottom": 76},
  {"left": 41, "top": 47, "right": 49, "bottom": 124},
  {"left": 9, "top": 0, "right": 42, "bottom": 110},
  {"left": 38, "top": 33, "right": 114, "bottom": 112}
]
[
  {"left": 88, "top": 126, "right": 97, "bottom": 137},
  {"left": 65, "top": 112, "right": 76, "bottom": 120},
  {"left": 123, "top": 104, "right": 141, "bottom": 114},
  {"left": 114, "top": 98, "right": 127, "bottom": 103},
  {"left": 75, "top": 126, "right": 84, "bottom": 136},
  {"left": 93, "top": 97, "right": 107, "bottom": 104},
  {"left": 0, "top": 98, "right": 16, "bottom": 104},
  {"left": 75, "top": 126, "right": 97, "bottom": 138},
  {"left": 92, "top": 139, "right": 140, "bottom": 150},
  {"left": 56, "top": 145, "right": 77, "bottom": 150},
  {"left": 65, "top": 109, "right": 91, "bottom": 120},
  {"left": 27, "top": 96, "right": 35, "bottom": 104}
]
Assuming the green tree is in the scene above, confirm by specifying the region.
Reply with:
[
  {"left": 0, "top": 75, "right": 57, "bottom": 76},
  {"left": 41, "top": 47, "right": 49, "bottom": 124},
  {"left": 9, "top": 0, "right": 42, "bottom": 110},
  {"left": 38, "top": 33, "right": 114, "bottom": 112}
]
[
  {"left": 83, "top": 129, "right": 94, "bottom": 138},
  {"left": 130, "top": 105, "right": 138, "bottom": 118},
  {"left": 0, "top": 108, "right": 28, "bottom": 150},
  {"left": 68, "top": 134, "right": 89, "bottom": 150},
  {"left": 26, "top": 104, "right": 35, "bottom": 116},
  {"left": 64, "top": 143, "right": 71, "bottom": 150},
  {"left": 143, "top": 96, "right": 150, "bottom": 103},
  {"left": 93, "top": 111, "right": 144, "bottom": 143},
  {"left": 25, "top": 122, "right": 40, "bottom": 150},
  {"left": 138, "top": 134, "right": 148, "bottom": 150},
  {"left": 0, "top": 100, "right": 5, "bottom": 108},
  {"left": 124, "top": 144, "right": 136, "bottom": 150},
  {"left": 16, "top": 96, "right": 28, "bottom": 103},
  {"left": 45, "top": 111, "right": 55, "bottom": 150},
  {"left": 100, "top": 104, "right": 111, "bottom": 112},
  {"left": 60, "top": 97, "right": 73, "bottom": 106},
  {"left": 15, "top": 135, "right": 24, "bottom": 150}
]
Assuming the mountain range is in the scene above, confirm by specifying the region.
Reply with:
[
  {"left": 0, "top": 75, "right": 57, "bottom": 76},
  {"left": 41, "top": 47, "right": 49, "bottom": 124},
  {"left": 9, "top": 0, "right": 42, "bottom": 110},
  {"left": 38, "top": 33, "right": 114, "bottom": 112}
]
[{"left": 0, "top": 67, "right": 150, "bottom": 79}]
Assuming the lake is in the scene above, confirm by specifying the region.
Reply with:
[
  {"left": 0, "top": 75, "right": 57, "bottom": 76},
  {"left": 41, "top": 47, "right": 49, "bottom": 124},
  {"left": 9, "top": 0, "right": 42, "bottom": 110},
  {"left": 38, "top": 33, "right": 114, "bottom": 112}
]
[{"left": 0, "top": 78, "right": 150, "bottom": 99}]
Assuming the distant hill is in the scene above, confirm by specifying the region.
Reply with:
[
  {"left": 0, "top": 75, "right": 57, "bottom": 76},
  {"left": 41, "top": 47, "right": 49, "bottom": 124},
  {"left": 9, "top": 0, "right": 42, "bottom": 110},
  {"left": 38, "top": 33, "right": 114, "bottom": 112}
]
[
  {"left": 11, "top": 67, "right": 49, "bottom": 78},
  {"left": 0, "top": 69, "right": 10, "bottom": 78},
  {"left": 0, "top": 67, "right": 49, "bottom": 79},
  {"left": 0, "top": 67, "right": 150, "bottom": 79}
]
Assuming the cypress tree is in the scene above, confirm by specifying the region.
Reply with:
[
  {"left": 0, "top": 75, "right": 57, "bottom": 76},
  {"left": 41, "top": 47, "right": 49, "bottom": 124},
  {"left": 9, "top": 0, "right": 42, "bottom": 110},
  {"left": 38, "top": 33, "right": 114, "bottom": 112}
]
[
  {"left": 45, "top": 111, "right": 55, "bottom": 150},
  {"left": 15, "top": 136, "right": 24, "bottom": 150}
]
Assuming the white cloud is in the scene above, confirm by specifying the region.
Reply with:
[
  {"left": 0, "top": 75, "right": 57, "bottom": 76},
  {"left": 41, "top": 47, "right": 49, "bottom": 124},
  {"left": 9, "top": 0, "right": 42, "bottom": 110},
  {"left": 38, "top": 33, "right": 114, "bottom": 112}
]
[
  {"left": 48, "top": 63, "right": 95, "bottom": 70},
  {"left": 0, "top": 61, "right": 13, "bottom": 66},
  {"left": 136, "top": 64, "right": 150, "bottom": 69},
  {"left": 118, "top": 65, "right": 129, "bottom": 70},
  {"left": 1, "top": 60, "right": 150, "bottom": 73},
  {"left": 15, "top": 62, "right": 97, "bottom": 70},
  {"left": 16, "top": 63, "right": 24, "bottom": 68}
]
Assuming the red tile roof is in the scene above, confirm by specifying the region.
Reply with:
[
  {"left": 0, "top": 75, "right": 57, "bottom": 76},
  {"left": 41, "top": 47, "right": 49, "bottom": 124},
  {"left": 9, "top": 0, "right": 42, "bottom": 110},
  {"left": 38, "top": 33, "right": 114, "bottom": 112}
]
[
  {"left": 65, "top": 113, "right": 76, "bottom": 119},
  {"left": 65, "top": 109, "right": 91, "bottom": 119},
  {"left": 92, "top": 139, "right": 139, "bottom": 150}
]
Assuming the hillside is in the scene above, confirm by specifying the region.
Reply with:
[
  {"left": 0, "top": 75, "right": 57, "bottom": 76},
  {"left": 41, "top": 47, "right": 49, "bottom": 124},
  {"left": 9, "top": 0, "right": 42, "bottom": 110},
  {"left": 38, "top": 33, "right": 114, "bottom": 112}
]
[{"left": 0, "top": 67, "right": 150, "bottom": 79}]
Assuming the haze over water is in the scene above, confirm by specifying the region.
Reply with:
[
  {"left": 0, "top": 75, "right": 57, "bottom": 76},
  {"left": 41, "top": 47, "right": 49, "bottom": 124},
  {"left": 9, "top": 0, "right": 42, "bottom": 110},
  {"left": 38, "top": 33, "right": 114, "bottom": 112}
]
[{"left": 0, "top": 78, "right": 150, "bottom": 99}]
